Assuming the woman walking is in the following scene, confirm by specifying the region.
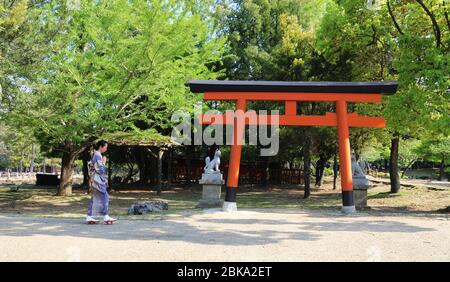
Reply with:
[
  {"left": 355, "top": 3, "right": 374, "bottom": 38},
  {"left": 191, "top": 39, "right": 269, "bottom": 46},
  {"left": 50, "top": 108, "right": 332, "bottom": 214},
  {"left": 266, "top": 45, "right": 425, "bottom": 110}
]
[{"left": 86, "top": 140, "right": 117, "bottom": 224}]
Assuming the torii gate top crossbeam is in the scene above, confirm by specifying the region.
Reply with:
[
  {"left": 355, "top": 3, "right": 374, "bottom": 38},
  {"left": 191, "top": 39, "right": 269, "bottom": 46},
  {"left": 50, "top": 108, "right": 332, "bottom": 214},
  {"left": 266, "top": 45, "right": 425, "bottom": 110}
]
[
  {"left": 188, "top": 80, "right": 398, "bottom": 95},
  {"left": 188, "top": 80, "right": 398, "bottom": 128}
]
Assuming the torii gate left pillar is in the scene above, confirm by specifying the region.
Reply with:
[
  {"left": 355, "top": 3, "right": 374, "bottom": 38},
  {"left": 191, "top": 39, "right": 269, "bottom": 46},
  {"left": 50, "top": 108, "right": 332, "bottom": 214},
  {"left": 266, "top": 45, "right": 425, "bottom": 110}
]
[{"left": 224, "top": 99, "right": 246, "bottom": 211}]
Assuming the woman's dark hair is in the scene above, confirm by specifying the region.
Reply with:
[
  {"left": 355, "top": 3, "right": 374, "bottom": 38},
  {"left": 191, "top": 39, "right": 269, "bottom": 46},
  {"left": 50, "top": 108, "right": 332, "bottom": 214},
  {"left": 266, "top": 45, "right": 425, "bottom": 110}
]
[{"left": 96, "top": 140, "right": 108, "bottom": 150}]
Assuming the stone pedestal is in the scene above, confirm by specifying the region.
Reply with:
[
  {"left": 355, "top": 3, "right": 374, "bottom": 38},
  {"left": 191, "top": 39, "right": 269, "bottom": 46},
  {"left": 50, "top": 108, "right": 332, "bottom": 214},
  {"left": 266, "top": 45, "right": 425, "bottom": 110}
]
[
  {"left": 353, "top": 176, "right": 369, "bottom": 209},
  {"left": 341, "top": 205, "right": 356, "bottom": 214},
  {"left": 197, "top": 173, "right": 224, "bottom": 208},
  {"left": 223, "top": 201, "right": 237, "bottom": 212}
]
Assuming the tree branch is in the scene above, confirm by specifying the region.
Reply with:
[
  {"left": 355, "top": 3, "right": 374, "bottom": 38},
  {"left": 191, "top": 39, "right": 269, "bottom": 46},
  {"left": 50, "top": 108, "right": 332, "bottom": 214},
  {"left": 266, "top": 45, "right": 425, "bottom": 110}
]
[
  {"left": 415, "top": 0, "right": 442, "bottom": 48},
  {"left": 73, "top": 137, "right": 96, "bottom": 157},
  {"left": 444, "top": 1, "right": 450, "bottom": 31},
  {"left": 387, "top": 0, "right": 404, "bottom": 35}
]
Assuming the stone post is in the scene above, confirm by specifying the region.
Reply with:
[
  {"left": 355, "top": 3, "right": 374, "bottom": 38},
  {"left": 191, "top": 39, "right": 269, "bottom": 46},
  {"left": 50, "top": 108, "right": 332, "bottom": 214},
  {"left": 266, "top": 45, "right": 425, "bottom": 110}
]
[
  {"left": 196, "top": 172, "right": 224, "bottom": 208},
  {"left": 352, "top": 156, "right": 370, "bottom": 209}
]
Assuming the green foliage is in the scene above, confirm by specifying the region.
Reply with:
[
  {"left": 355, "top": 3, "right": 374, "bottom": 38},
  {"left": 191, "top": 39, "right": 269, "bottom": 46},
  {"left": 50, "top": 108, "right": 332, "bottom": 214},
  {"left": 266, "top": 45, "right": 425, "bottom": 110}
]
[
  {"left": 1, "top": 0, "right": 448, "bottom": 186},
  {"left": 383, "top": 0, "right": 449, "bottom": 137},
  {"left": 217, "top": 0, "right": 337, "bottom": 169},
  {"left": 217, "top": 0, "right": 331, "bottom": 81},
  {"left": 398, "top": 138, "right": 421, "bottom": 169},
  {"left": 0, "top": 0, "right": 28, "bottom": 34},
  {"left": 0, "top": 123, "right": 40, "bottom": 170},
  {"left": 316, "top": 1, "right": 398, "bottom": 81},
  {"left": 415, "top": 137, "right": 450, "bottom": 164},
  {"left": 360, "top": 144, "right": 389, "bottom": 163},
  {"left": 5, "top": 0, "right": 226, "bottom": 156},
  {"left": 315, "top": 0, "right": 449, "bottom": 170},
  {"left": 102, "top": 129, "right": 171, "bottom": 146}
]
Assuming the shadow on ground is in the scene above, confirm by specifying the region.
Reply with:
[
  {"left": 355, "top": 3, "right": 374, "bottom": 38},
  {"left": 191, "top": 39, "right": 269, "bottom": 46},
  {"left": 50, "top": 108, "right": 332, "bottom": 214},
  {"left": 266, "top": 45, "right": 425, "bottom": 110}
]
[{"left": 0, "top": 209, "right": 436, "bottom": 246}]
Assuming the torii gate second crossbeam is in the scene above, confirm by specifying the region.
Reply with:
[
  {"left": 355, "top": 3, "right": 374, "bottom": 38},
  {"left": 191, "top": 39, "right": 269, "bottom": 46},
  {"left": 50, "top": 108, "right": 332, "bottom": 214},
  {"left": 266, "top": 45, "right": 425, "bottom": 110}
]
[{"left": 188, "top": 80, "right": 398, "bottom": 213}]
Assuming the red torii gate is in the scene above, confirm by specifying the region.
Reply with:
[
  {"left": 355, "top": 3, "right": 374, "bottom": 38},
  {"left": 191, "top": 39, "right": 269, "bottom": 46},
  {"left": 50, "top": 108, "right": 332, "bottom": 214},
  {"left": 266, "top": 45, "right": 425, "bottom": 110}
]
[{"left": 188, "top": 80, "right": 398, "bottom": 213}]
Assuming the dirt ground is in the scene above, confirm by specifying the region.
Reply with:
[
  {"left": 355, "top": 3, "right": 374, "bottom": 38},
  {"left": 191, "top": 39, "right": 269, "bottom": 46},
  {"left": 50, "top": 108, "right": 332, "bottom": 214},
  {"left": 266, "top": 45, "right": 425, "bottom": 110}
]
[
  {"left": 0, "top": 209, "right": 448, "bottom": 262},
  {"left": 0, "top": 177, "right": 448, "bottom": 217},
  {"left": 0, "top": 177, "right": 448, "bottom": 262}
]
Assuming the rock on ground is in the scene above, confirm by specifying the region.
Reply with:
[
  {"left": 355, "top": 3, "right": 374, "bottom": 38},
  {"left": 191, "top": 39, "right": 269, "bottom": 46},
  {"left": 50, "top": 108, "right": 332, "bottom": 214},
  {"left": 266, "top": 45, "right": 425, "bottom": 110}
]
[{"left": 128, "top": 201, "right": 169, "bottom": 215}]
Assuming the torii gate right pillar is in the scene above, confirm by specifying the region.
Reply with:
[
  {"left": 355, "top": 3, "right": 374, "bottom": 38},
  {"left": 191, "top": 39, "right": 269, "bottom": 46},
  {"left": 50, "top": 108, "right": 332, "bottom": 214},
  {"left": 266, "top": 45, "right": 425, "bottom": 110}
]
[{"left": 336, "top": 99, "right": 355, "bottom": 213}]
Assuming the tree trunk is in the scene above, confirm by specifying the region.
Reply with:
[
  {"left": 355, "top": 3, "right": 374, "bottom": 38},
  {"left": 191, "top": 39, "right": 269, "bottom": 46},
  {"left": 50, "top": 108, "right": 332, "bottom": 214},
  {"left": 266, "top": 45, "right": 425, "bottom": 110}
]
[
  {"left": 123, "top": 163, "right": 134, "bottom": 183},
  {"left": 389, "top": 136, "right": 400, "bottom": 193},
  {"left": 59, "top": 151, "right": 76, "bottom": 196},
  {"left": 260, "top": 156, "right": 269, "bottom": 188},
  {"left": 82, "top": 150, "right": 90, "bottom": 188},
  {"left": 303, "top": 130, "right": 312, "bottom": 199},
  {"left": 137, "top": 147, "right": 148, "bottom": 183},
  {"left": 150, "top": 154, "right": 157, "bottom": 185},
  {"left": 333, "top": 154, "right": 338, "bottom": 190},
  {"left": 315, "top": 157, "right": 327, "bottom": 187},
  {"left": 167, "top": 148, "right": 172, "bottom": 185},
  {"left": 438, "top": 156, "right": 445, "bottom": 181},
  {"left": 157, "top": 148, "right": 164, "bottom": 195},
  {"left": 355, "top": 151, "right": 360, "bottom": 163},
  {"left": 185, "top": 145, "right": 192, "bottom": 185},
  {"left": 30, "top": 144, "right": 36, "bottom": 173},
  {"left": 19, "top": 151, "right": 24, "bottom": 175},
  {"left": 401, "top": 159, "right": 417, "bottom": 178}
]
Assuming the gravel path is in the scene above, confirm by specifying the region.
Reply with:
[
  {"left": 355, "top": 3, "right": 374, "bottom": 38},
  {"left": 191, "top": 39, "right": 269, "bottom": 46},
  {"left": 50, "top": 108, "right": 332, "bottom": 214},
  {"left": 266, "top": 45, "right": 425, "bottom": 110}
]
[{"left": 0, "top": 209, "right": 449, "bottom": 262}]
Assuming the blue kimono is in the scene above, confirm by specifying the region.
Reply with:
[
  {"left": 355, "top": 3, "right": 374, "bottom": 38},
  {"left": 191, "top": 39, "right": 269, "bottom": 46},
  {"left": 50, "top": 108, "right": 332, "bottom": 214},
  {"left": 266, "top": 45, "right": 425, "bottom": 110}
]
[{"left": 87, "top": 151, "right": 109, "bottom": 216}]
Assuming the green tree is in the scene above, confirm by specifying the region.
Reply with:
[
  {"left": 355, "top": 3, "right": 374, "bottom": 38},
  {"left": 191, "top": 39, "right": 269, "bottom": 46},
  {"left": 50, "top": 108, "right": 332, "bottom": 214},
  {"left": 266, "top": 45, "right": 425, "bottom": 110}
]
[
  {"left": 1, "top": 0, "right": 54, "bottom": 109},
  {"left": 398, "top": 138, "right": 421, "bottom": 178},
  {"left": 315, "top": 0, "right": 449, "bottom": 193},
  {"left": 384, "top": 0, "right": 449, "bottom": 191},
  {"left": 217, "top": 0, "right": 333, "bottom": 197},
  {"left": 5, "top": 0, "right": 226, "bottom": 195},
  {"left": 317, "top": 1, "right": 400, "bottom": 190},
  {"left": 415, "top": 137, "right": 450, "bottom": 180}
]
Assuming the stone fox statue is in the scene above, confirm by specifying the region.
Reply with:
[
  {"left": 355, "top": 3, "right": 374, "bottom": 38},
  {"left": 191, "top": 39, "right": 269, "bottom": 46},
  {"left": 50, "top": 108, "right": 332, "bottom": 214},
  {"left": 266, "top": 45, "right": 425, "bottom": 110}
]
[
  {"left": 351, "top": 154, "right": 365, "bottom": 177},
  {"left": 204, "top": 149, "right": 221, "bottom": 174}
]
